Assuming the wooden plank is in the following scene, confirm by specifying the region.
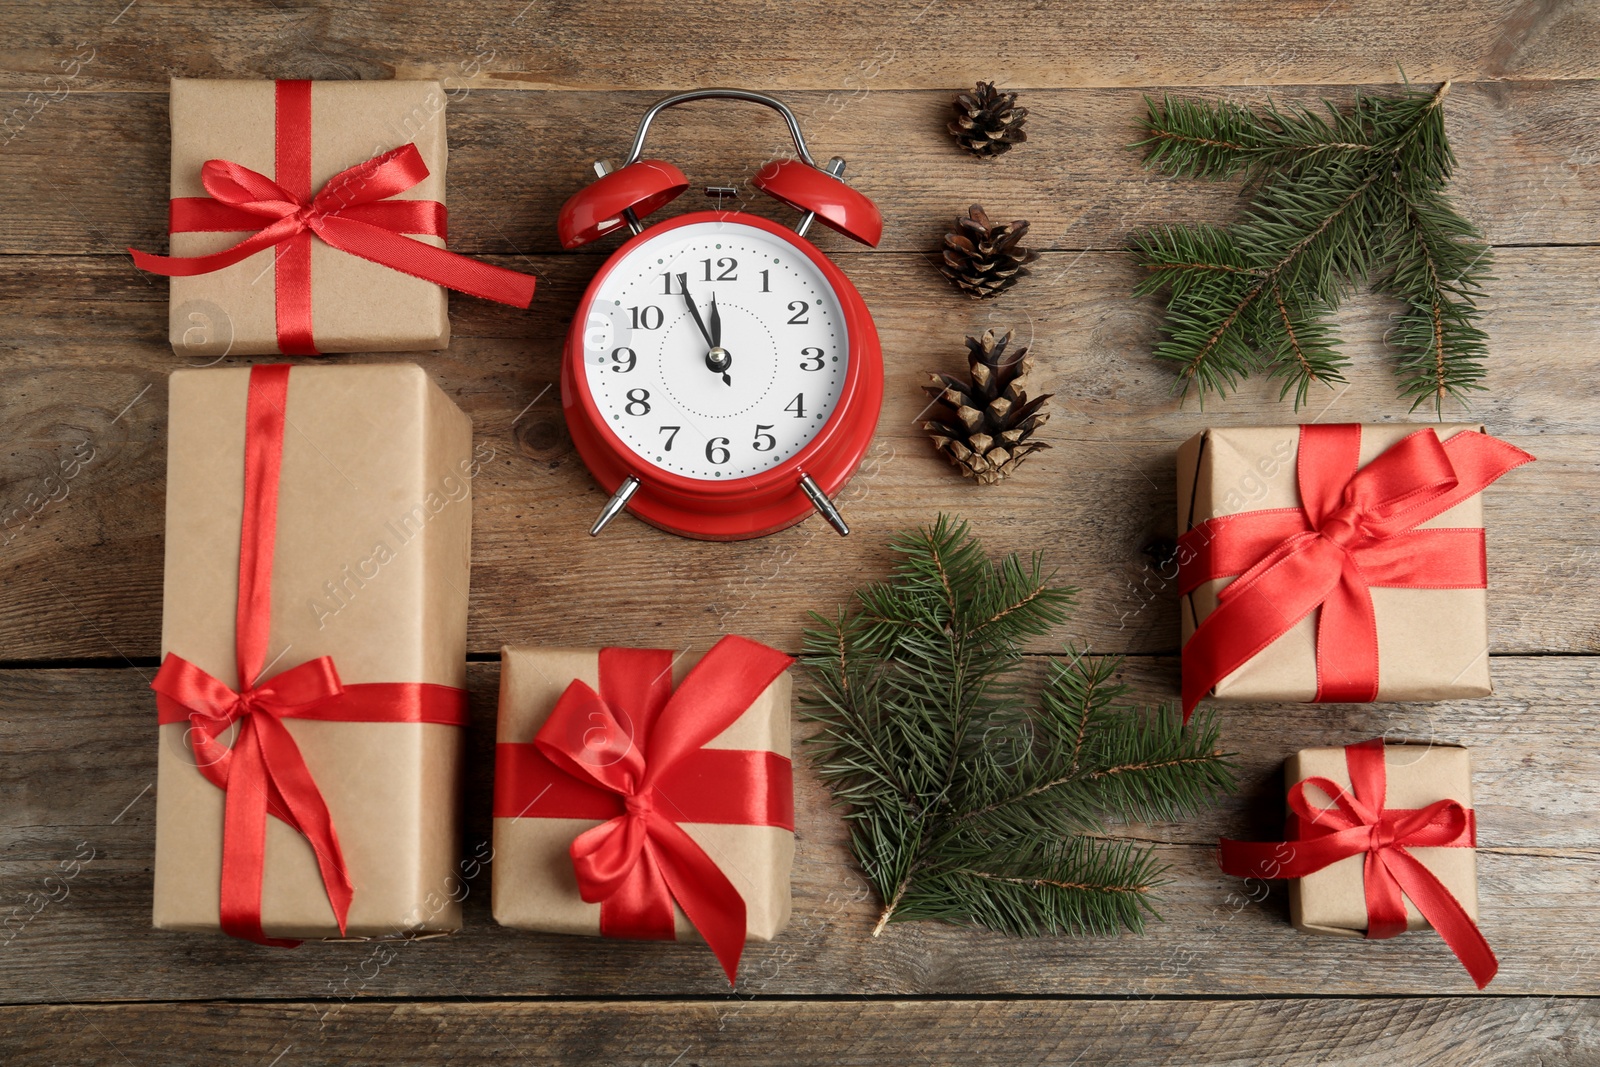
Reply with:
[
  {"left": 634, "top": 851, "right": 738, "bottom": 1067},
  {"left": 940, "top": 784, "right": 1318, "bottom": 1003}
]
[
  {"left": 3, "top": 81, "right": 1598, "bottom": 256},
  {"left": 1, "top": 248, "right": 1595, "bottom": 661},
  {"left": 2, "top": 658, "right": 1598, "bottom": 1003},
  {"left": 0, "top": 1, "right": 1596, "bottom": 93},
  {"left": 3, "top": 996, "right": 1597, "bottom": 1066}
]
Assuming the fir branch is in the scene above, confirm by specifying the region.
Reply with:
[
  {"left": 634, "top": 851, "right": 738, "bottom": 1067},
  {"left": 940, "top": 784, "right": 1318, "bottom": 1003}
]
[
  {"left": 802, "top": 518, "right": 1235, "bottom": 940},
  {"left": 1134, "top": 94, "right": 1384, "bottom": 181},
  {"left": 1130, "top": 81, "right": 1490, "bottom": 414},
  {"left": 896, "top": 834, "right": 1165, "bottom": 937},
  {"left": 1379, "top": 179, "right": 1492, "bottom": 413}
]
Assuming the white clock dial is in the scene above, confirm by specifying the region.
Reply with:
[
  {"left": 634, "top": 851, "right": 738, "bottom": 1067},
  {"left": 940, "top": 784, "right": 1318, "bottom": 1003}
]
[{"left": 581, "top": 220, "right": 848, "bottom": 481}]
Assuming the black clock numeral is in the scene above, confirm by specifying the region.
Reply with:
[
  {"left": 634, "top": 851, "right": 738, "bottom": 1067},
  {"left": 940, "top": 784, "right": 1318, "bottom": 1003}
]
[
  {"left": 628, "top": 305, "right": 664, "bottom": 330},
  {"left": 752, "top": 424, "right": 776, "bottom": 452},
  {"left": 786, "top": 300, "right": 810, "bottom": 325},
  {"left": 610, "top": 347, "right": 637, "bottom": 373},
  {"left": 705, "top": 437, "right": 731, "bottom": 465},
  {"left": 798, "top": 346, "right": 825, "bottom": 371},
  {"left": 701, "top": 257, "right": 738, "bottom": 282},
  {"left": 658, "top": 425, "right": 680, "bottom": 451},
  {"left": 784, "top": 393, "right": 806, "bottom": 419},
  {"left": 759, "top": 269, "right": 771, "bottom": 293},
  {"left": 624, "top": 388, "right": 651, "bottom": 416},
  {"left": 659, "top": 272, "right": 684, "bottom": 296}
]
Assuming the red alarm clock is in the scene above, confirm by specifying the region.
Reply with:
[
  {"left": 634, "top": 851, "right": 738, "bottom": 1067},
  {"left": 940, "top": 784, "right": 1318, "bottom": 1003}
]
[{"left": 557, "top": 89, "right": 884, "bottom": 540}]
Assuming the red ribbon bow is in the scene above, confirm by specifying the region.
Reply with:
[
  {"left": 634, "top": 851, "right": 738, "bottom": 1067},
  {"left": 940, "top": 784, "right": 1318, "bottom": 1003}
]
[
  {"left": 153, "top": 654, "right": 352, "bottom": 946},
  {"left": 1179, "top": 425, "right": 1533, "bottom": 720},
  {"left": 131, "top": 80, "right": 535, "bottom": 355},
  {"left": 1218, "top": 739, "right": 1497, "bottom": 988},
  {"left": 153, "top": 364, "right": 468, "bottom": 945},
  {"left": 494, "top": 637, "right": 795, "bottom": 983}
]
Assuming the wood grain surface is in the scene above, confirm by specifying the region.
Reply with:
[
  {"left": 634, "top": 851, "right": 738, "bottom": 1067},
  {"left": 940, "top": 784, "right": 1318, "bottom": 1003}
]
[
  {"left": 4, "top": 997, "right": 1598, "bottom": 1066},
  {"left": 3, "top": 82, "right": 1599, "bottom": 257},
  {"left": 1, "top": 1, "right": 1598, "bottom": 1062},
  {"left": 2, "top": 0, "right": 1598, "bottom": 91}
]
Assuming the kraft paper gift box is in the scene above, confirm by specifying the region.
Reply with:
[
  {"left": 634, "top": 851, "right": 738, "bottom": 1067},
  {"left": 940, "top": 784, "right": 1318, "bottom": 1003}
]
[
  {"left": 156, "top": 79, "right": 452, "bottom": 357},
  {"left": 1176, "top": 424, "right": 1533, "bottom": 712},
  {"left": 1287, "top": 742, "right": 1478, "bottom": 938},
  {"left": 153, "top": 362, "right": 474, "bottom": 941},
  {"left": 492, "top": 640, "right": 795, "bottom": 978},
  {"left": 1218, "top": 738, "right": 1496, "bottom": 988}
]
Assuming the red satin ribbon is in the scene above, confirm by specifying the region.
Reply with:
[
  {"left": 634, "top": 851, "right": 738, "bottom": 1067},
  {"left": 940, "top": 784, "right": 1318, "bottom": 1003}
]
[
  {"left": 151, "top": 364, "right": 469, "bottom": 946},
  {"left": 1218, "top": 739, "right": 1498, "bottom": 988},
  {"left": 131, "top": 79, "right": 536, "bottom": 355},
  {"left": 493, "top": 637, "right": 795, "bottom": 983},
  {"left": 1179, "top": 425, "right": 1533, "bottom": 720}
]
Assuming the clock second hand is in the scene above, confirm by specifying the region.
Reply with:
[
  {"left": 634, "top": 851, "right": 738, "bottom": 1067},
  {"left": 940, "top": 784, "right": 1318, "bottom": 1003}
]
[{"left": 676, "top": 272, "right": 732, "bottom": 386}]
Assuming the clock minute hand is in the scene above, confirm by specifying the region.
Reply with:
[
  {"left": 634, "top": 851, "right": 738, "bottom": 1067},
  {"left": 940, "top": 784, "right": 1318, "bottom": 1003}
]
[
  {"left": 708, "top": 293, "right": 730, "bottom": 386},
  {"left": 676, "top": 273, "right": 715, "bottom": 349}
]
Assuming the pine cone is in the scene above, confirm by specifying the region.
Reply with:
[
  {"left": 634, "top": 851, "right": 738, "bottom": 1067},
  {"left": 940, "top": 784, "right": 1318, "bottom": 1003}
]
[
  {"left": 948, "top": 82, "right": 1028, "bottom": 158},
  {"left": 922, "top": 328, "right": 1052, "bottom": 485},
  {"left": 940, "top": 205, "right": 1038, "bottom": 299}
]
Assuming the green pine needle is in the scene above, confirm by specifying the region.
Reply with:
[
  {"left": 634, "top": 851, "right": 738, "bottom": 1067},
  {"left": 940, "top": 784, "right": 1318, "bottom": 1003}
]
[
  {"left": 1129, "top": 81, "right": 1491, "bottom": 415},
  {"left": 801, "top": 516, "right": 1236, "bottom": 939}
]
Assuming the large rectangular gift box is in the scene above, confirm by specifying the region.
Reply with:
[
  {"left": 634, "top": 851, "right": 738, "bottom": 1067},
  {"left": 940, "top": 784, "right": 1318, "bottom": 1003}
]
[
  {"left": 1176, "top": 423, "right": 1532, "bottom": 714},
  {"left": 492, "top": 639, "right": 794, "bottom": 980},
  {"left": 159, "top": 79, "right": 453, "bottom": 357},
  {"left": 153, "top": 363, "right": 473, "bottom": 940}
]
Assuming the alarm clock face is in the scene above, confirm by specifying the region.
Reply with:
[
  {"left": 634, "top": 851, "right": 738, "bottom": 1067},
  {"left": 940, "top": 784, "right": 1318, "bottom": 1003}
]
[{"left": 578, "top": 219, "right": 848, "bottom": 481}]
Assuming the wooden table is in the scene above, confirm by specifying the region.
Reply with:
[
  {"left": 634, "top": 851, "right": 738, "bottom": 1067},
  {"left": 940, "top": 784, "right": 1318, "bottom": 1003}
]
[{"left": 2, "top": 2, "right": 1598, "bottom": 1063}]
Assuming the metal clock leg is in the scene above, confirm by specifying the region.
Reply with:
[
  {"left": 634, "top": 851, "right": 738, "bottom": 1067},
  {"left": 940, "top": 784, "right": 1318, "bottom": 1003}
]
[
  {"left": 799, "top": 473, "right": 849, "bottom": 536},
  {"left": 590, "top": 476, "right": 641, "bottom": 536}
]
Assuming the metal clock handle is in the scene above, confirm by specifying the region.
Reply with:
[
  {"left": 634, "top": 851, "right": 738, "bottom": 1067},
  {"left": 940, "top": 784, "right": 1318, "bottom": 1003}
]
[
  {"left": 620, "top": 88, "right": 847, "bottom": 238},
  {"left": 621, "top": 88, "right": 818, "bottom": 168}
]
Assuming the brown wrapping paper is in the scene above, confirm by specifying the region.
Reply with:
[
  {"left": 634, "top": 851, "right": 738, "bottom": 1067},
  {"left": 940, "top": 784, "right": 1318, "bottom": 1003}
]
[
  {"left": 492, "top": 647, "right": 794, "bottom": 942},
  {"left": 166, "top": 79, "right": 450, "bottom": 357},
  {"left": 1287, "top": 742, "right": 1479, "bottom": 937},
  {"left": 1177, "top": 424, "right": 1492, "bottom": 703},
  {"left": 154, "top": 363, "right": 472, "bottom": 939}
]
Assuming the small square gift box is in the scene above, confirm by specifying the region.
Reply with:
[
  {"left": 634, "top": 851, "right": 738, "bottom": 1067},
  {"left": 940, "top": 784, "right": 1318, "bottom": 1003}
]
[
  {"left": 152, "top": 363, "right": 474, "bottom": 943},
  {"left": 492, "top": 637, "right": 795, "bottom": 983},
  {"left": 131, "top": 79, "right": 536, "bottom": 357},
  {"left": 1176, "top": 424, "right": 1534, "bottom": 719},
  {"left": 1219, "top": 738, "right": 1497, "bottom": 988}
]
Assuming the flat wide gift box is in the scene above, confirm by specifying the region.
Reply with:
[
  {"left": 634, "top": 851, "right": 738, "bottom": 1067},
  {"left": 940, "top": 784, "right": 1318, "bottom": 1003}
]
[
  {"left": 153, "top": 363, "right": 473, "bottom": 942},
  {"left": 1219, "top": 739, "right": 1498, "bottom": 988},
  {"left": 493, "top": 638, "right": 795, "bottom": 982},
  {"left": 132, "top": 79, "right": 536, "bottom": 357},
  {"left": 1176, "top": 423, "right": 1534, "bottom": 717}
]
